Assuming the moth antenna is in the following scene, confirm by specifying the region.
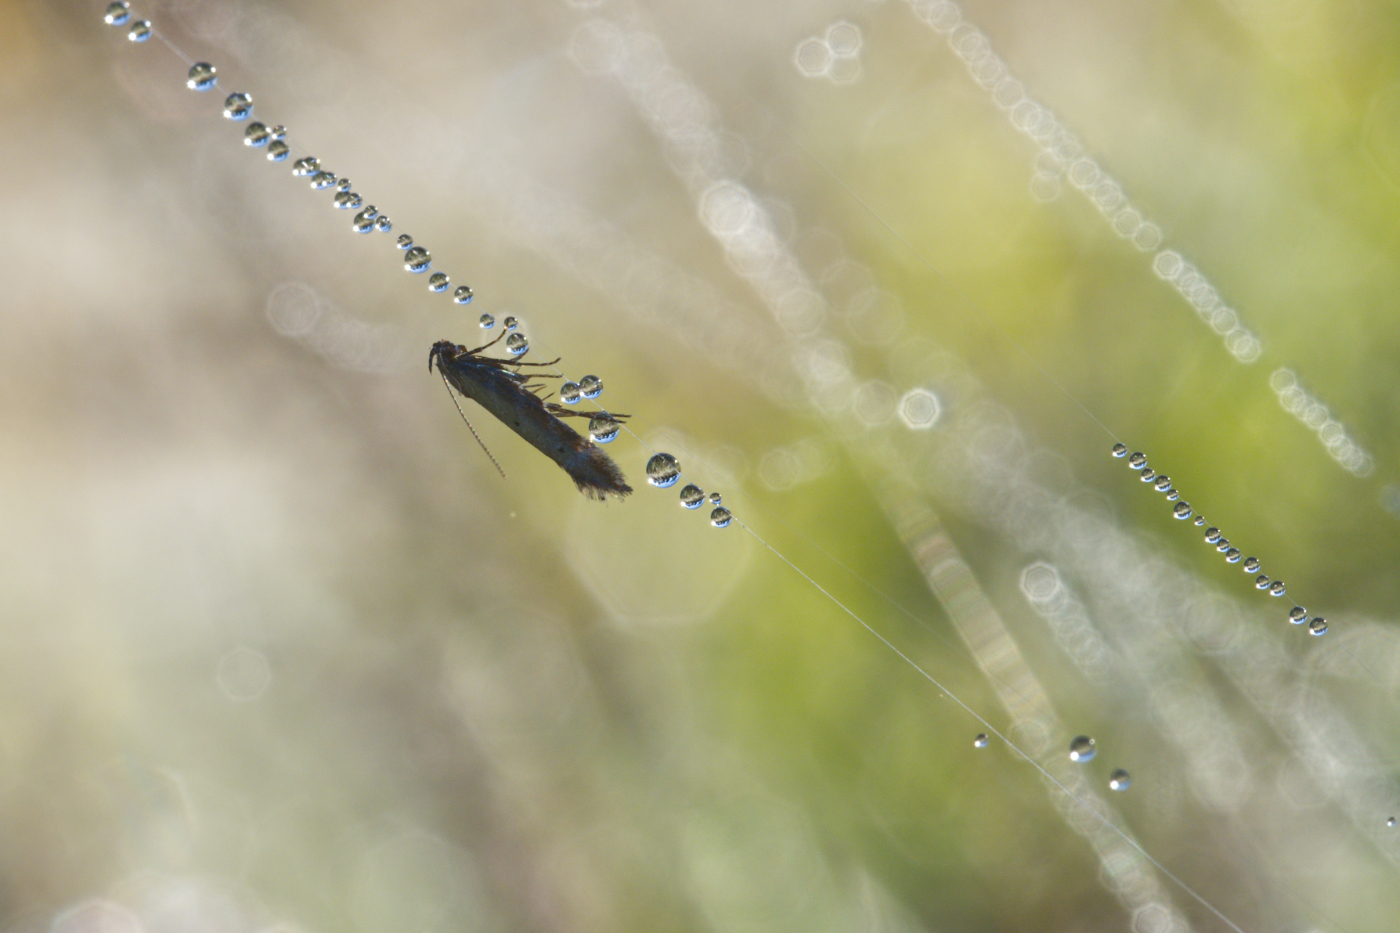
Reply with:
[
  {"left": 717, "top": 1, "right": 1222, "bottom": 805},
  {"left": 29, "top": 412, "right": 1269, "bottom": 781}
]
[
  {"left": 465, "top": 331, "right": 508, "bottom": 355},
  {"left": 438, "top": 372, "right": 507, "bottom": 480}
]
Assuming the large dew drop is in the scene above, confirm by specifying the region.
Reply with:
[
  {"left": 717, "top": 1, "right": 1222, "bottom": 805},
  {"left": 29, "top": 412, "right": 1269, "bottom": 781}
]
[
  {"left": 710, "top": 507, "right": 733, "bottom": 528},
  {"left": 1128, "top": 452, "right": 1147, "bottom": 469},
  {"left": 187, "top": 62, "right": 218, "bottom": 92},
  {"left": 104, "top": 3, "right": 130, "bottom": 27},
  {"left": 375, "top": 215, "right": 392, "bottom": 233},
  {"left": 504, "top": 333, "right": 528, "bottom": 356},
  {"left": 1269, "top": 581, "right": 1286, "bottom": 597},
  {"left": 1108, "top": 769, "right": 1132, "bottom": 792},
  {"left": 1172, "top": 502, "right": 1193, "bottom": 520},
  {"left": 1153, "top": 476, "right": 1172, "bottom": 492},
  {"left": 478, "top": 313, "right": 495, "bottom": 329},
  {"left": 310, "top": 171, "right": 336, "bottom": 190},
  {"left": 1205, "top": 528, "right": 1222, "bottom": 544},
  {"left": 404, "top": 247, "right": 431, "bottom": 273},
  {"left": 266, "top": 140, "right": 289, "bottom": 162},
  {"left": 579, "top": 375, "right": 603, "bottom": 400},
  {"left": 291, "top": 156, "right": 319, "bottom": 176},
  {"left": 245, "top": 123, "right": 271, "bottom": 148},
  {"left": 588, "top": 415, "right": 620, "bottom": 444},
  {"left": 646, "top": 453, "right": 681, "bottom": 488},
  {"left": 333, "top": 191, "right": 362, "bottom": 210},
  {"left": 1254, "top": 575, "right": 1271, "bottom": 590},
  {"left": 708, "top": 492, "right": 722, "bottom": 505},
  {"left": 223, "top": 92, "right": 253, "bottom": 120},
  {"left": 427, "top": 272, "right": 450, "bottom": 293},
  {"left": 1243, "top": 557, "right": 1260, "bottom": 573},
  {"left": 503, "top": 316, "right": 518, "bottom": 331},
  {"left": 127, "top": 19, "right": 151, "bottom": 41},
  {"left": 1224, "top": 548, "right": 1241, "bottom": 563},
  {"left": 1139, "top": 468, "right": 1156, "bottom": 483},
  {"left": 678, "top": 484, "right": 705, "bottom": 509},
  {"left": 352, "top": 209, "right": 376, "bottom": 233},
  {"left": 1069, "top": 735, "right": 1097, "bottom": 763},
  {"left": 1308, "top": 617, "right": 1328, "bottom": 636},
  {"left": 559, "top": 381, "right": 581, "bottom": 403},
  {"left": 396, "top": 234, "right": 413, "bottom": 250},
  {"left": 453, "top": 285, "right": 474, "bottom": 305},
  {"left": 1111, "top": 443, "right": 1128, "bottom": 458},
  {"left": 1289, "top": 606, "right": 1307, "bottom": 624}
]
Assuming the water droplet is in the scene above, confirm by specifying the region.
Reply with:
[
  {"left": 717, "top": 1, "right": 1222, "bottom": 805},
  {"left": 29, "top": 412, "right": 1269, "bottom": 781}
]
[
  {"left": 1214, "top": 538, "right": 1231, "bottom": 553},
  {"left": 396, "top": 234, "right": 414, "bottom": 250},
  {"left": 1139, "top": 468, "right": 1156, "bottom": 483},
  {"left": 579, "top": 375, "right": 603, "bottom": 400},
  {"left": 1172, "top": 502, "right": 1193, "bottom": 520},
  {"left": 1069, "top": 735, "right": 1097, "bottom": 762},
  {"left": 375, "top": 215, "right": 392, "bottom": 232},
  {"left": 267, "top": 125, "right": 287, "bottom": 141},
  {"left": 244, "top": 123, "right": 270, "bottom": 147},
  {"left": 1254, "top": 574, "right": 1271, "bottom": 590},
  {"left": 1108, "top": 769, "right": 1132, "bottom": 791},
  {"left": 222, "top": 92, "right": 253, "bottom": 120},
  {"left": 1128, "top": 452, "right": 1147, "bottom": 469},
  {"left": 974, "top": 733, "right": 990, "bottom": 748},
  {"left": 266, "top": 140, "right": 289, "bottom": 162},
  {"left": 1243, "top": 557, "right": 1260, "bottom": 573},
  {"left": 1267, "top": 580, "right": 1286, "bottom": 597},
  {"left": 1224, "top": 548, "right": 1241, "bottom": 563},
  {"left": 1193, "top": 516, "right": 1206, "bottom": 526},
  {"left": 504, "top": 333, "right": 528, "bottom": 356},
  {"left": 710, "top": 507, "right": 733, "bottom": 528},
  {"left": 351, "top": 209, "right": 376, "bottom": 233},
  {"left": 503, "top": 316, "right": 518, "bottom": 331},
  {"left": 187, "top": 62, "right": 218, "bottom": 92},
  {"left": 310, "top": 171, "right": 336, "bottom": 190},
  {"left": 478, "top": 313, "right": 495, "bottom": 329},
  {"left": 127, "top": 19, "right": 151, "bottom": 42},
  {"left": 679, "top": 484, "right": 705, "bottom": 509},
  {"left": 1111, "top": 443, "right": 1128, "bottom": 458},
  {"left": 453, "top": 285, "right": 474, "bottom": 305},
  {"left": 588, "top": 415, "right": 620, "bottom": 444},
  {"left": 1289, "top": 606, "right": 1307, "bottom": 624},
  {"left": 335, "top": 178, "right": 352, "bottom": 192},
  {"left": 332, "top": 191, "right": 362, "bottom": 209},
  {"left": 1388, "top": 817, "right": 1396, "bottom": 828},
  {"left": 708, "top": 492, "right": 722, "bottom": 505},
  {"left": 104, "top": 2, "right": 131, "bottom": 27},
  {"left": 1153, "top": 475, "right": 1172, "bottom": 492},
  {"left": 559, "top": 381, "right": 580, "bottom": 403},
  {"left": 1205, "top": 528, "right": 1222, "bottom": 544},
  {"left": 404, "top": 246, "right": 431, "bottom": 273},
  {"left": 428, "top": 272, "right": 450, "bottom": 293},
  {"left": 1308, "top": 617, "right": 1328, "bottom": 636},
  {"left": 646, "top": 453, "right": 681, "bottom": 488}
]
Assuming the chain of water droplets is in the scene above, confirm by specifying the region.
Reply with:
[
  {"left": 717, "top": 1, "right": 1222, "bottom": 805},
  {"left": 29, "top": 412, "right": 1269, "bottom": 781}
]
[{"left": 102, "top": 0, "right": 733, "bottom": 530}]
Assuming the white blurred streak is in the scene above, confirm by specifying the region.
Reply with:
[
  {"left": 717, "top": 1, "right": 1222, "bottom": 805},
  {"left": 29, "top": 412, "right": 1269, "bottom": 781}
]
[{"left": 265, "top": 283, "right": 416, "bottom": 373}]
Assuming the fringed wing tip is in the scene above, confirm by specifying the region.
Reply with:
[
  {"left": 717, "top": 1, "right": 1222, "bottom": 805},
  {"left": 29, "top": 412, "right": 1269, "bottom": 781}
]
[{"left": 569, "top": 446, "right": 633, "bottom": 500}]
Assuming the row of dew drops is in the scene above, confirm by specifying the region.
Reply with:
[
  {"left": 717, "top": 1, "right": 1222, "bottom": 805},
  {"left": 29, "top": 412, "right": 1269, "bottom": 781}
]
[
  {"left": 1110, "top": 443, "right": 1325, "bottom": 635},
  {"left": 104, "top": 1, "right": 729, "bottom": 527}
]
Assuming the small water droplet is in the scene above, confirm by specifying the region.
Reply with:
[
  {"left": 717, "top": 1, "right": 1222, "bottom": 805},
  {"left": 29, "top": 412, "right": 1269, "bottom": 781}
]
[
  {"left": 708, "top": 492, "right": 722, "bottom": 505},
  {"left": 646, "top": 453, "right": 681, "bottom": 488},
  {"left": 1308, "top": 617, "right": 1328, "bottom": 636},
  {"left": 127, "top": 19, "right": 151, "bottom": 42},
  {"left": 351, "top": 209, "right": 376, "bottom": 233},
  {"left": 427, "top": 272, "right": 450, "bottom": 293},
  {"left": 244, "top": 123, "right": 270, "bottom": 147},
  {"left": 588, "top": 415, "right": 620, "bottom": 444},
  {"left": 505, "top": 333, "right": 529, "bottom": 356},
  {"left": 104, "top": 2, "right": 131, "bottom": 27},
  {"left": 559, "top": 381, "right": 580, "bottom": 403},
  {"left": 579, "top": 375, "right": 603, "bottom": 400},
  {"left": 974, "top": 733, "right": 990, "bottom": 748},
  {"left": 396, "top": 234, "right": 414, "bottom": 250},
  {"left": 1254, "top": 574, "right": 1271, "bottom": 590},
  {"left": 1243, "top": 557, "right": 1260, "bottom": 573},
  {"left": 310, "top": 171, "right": 336, "bottom": 190},
  {"left": 503, "top": 316, "right": 518, "bottom": 331},
  {"left": 332, "top": 191, "right": 362, "bottom": 209},
  {"left": 1069, "top": 735, "right": 1097, "bottom": 762},
  {"left": 1111, "top": 443, "right": 1128, "bottom": 458},
  {"left": 1269, "top": 581, "right": 1286, "bottom": 597},
  {"left": 1193, "top": 516, "right": 1206, "bottom": 526},
  {"left": 710, "top": 506, "right": 733, "bottom": 528},
  {"left": 1139, "top": 468, "right": 1156, "bottom": 483},
  {"left": 1108, "top": 769, "right": 1132, "bottom": 791},
  {"left": 1388, "top": 817, "right": 1396, "bottom": 828},
  {"left": 335, "top": 177, "right": 352, "bottom": 192},
  {"left": 375, "top": 215, "right": 392, "bottom": 232},
  {"left": 1128, "top": 452, "right": 1147, "bottom": 469},
  {"left": 478, "top": 313, "right": 495, "bottom": 329},
  {"left": 1153, "top": 476, "right": 1172, "bottom": 492},
  {"left": 1289, "top": 606, "right": 1307, "bottom": 624},
  {"left": 222, "top": 92, "right": 253, "bottom": 120},
  {"left": 453, "top": 285, "right": 474, "bottom": 305},
  {"left": 1224, "top": 548, "right": 1241, "bottom": 563},
  {"left": 679, "top": 484, "right": 705, "bottom": 509},
  {"left": 266, "top": 140, "right": 289, "bottom": 162},
  {"left": 1214, "top": 538, "right": 1231, "bottom": 553},
  {"left": 1165, "top": 489, "right": 1179, "bottom": 501},
  {"left": 187, "top": 62, "right": 218, "bottom": 92},
  {"left": 404, "top": 246, "right": 431, "bottom": 273},
  {"left": 267, "top": 125, "right": 286, "bottom": 141},
  {"left": 1172, "top": 502, "right": 1193, "bottom": 520},
  {"left": 1204, "top": 528, "right": 1221, "bottom": 544}
]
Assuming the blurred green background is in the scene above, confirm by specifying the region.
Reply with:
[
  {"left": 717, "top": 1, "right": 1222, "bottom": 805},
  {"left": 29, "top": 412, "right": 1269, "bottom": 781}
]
[{"left": 3, "top": 0, "right": 1400, "bottom": 930}]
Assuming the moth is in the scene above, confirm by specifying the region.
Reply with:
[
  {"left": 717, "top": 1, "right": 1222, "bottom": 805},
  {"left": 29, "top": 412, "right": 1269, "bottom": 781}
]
[{"left": 429, "top": 335, "right": 633, "bottom": 499}]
